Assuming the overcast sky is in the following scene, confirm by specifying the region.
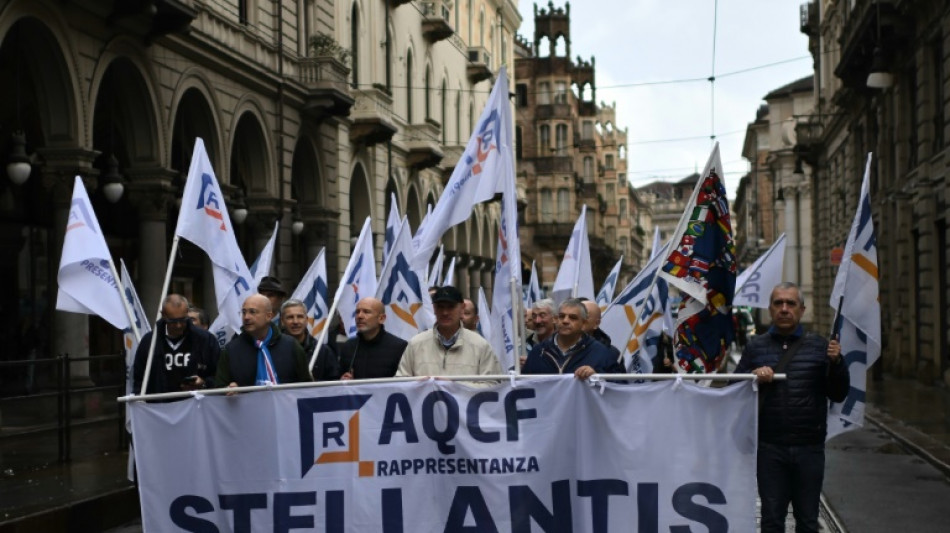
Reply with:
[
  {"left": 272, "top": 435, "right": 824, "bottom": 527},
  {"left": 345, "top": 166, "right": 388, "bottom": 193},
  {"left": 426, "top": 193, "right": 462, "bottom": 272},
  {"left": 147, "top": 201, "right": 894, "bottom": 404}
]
[{"left": 515, "top": 0, "right": 813, "bottom": 198}]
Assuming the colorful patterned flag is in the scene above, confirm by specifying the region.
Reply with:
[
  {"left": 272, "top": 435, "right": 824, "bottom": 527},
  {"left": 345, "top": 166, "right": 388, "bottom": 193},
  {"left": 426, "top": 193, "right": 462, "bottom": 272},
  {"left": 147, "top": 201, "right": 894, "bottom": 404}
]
[
  {"left": 827, "top": 154, "right": 881, "bottom": 440},
  {"left": 658, "top": 144, "right": 737, "bottom": 373}
]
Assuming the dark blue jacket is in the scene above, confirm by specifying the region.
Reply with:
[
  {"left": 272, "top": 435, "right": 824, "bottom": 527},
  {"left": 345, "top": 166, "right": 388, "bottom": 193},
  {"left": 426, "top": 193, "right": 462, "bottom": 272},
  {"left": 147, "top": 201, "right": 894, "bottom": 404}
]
[
  {"left": 133, "top": 321, "right": 220, "bottom": 395},
  {"left": 522, "top": 334, "right": 624, "bottom": 375},
  {"left": 216, "top": 325, "right": 312, "bottom": 386},
  {"left": 736, "top": 326, "right": 850, "bottom": 445}
]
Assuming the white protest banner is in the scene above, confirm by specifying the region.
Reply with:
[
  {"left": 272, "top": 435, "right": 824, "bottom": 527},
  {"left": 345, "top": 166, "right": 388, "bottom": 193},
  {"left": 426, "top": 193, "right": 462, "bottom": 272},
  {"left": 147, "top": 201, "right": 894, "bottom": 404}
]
[{"left": 130, "top": 378, "right": 757, "bottom": 531}]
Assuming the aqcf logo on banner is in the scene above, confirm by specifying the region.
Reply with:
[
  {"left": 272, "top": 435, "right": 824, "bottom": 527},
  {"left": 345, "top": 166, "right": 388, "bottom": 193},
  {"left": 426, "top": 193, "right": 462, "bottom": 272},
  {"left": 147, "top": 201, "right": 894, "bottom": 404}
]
[{"left": 298, "top": 394, "right": 374, "bottom": 478}]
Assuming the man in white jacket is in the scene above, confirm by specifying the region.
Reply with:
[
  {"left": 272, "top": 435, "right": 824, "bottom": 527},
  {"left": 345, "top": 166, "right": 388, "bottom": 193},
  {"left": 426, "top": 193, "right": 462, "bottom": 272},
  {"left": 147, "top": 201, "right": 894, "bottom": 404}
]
[{"left": 397, "top": 286, "right": 501, "bottom": 379}]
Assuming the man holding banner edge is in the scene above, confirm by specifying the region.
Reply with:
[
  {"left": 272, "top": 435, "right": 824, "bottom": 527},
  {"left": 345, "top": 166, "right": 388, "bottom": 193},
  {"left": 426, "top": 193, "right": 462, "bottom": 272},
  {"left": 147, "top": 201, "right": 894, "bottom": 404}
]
[{"left": 736, "top": 282, "right": 848, "bottom": 533}]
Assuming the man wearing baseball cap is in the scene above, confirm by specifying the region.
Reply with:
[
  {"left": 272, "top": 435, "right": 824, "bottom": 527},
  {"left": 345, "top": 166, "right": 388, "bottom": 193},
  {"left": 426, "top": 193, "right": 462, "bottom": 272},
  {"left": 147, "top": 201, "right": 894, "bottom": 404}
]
[{"left": 396, "top": 286, "right": 500, "bottom": 380}]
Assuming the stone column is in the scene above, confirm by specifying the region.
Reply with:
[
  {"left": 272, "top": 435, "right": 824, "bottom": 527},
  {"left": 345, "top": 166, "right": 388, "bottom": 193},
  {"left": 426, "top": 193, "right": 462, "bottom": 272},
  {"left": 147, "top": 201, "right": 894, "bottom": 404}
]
[
  {"left": 480, "top": 259, "right": 494, "bottom": 302},
  {"left": 455, "top": 253, "right": 471, "bottom": 298},
  {"left": 126, "top": 168, "right": 176, "bottom": 316},
  {"left": 467, "top": 256, "right": 480, "bottom": 302}
]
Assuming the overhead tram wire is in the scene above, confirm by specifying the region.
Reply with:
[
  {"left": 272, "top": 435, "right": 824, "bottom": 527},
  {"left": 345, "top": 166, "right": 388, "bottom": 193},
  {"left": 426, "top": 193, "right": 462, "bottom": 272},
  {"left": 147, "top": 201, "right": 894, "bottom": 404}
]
[{"left": 709, "top": 0, "right": 719, "bottom": 144}]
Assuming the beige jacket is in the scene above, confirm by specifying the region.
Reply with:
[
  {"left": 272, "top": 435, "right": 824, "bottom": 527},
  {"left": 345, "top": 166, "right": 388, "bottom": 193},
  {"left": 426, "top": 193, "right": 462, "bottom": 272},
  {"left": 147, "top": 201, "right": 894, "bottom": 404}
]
[{"left": 396, "top": 327, "right": 501, "bottom": 380}]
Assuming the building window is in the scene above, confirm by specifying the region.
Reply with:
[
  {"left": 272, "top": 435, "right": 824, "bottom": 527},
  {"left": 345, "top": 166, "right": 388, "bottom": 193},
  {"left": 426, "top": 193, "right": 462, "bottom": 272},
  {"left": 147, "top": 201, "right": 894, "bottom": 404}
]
[
  {"left": 933, "top": 36, "right": 945, "bottom": 152},
  {"left": 555, "top": 124, "right": 568, "bottom": 152},
  {"left": 606, "top": 226, "right": 616, "bottom": 245},
  {"left": 385, "top": 25, "right": 392, "bottom": 90},
  {"left": 239, "top": 0, "right": 249, "bottom": 24},
  {"left": 537, "top": 82, "right": 550, "bottom": 105},
  {"left": 456, "top": 90, "right": 461, "bottom": 143},
  {"left": 605, "top": 154, "right": 614, "bottom": 169},
  {"left": 554, "top": 81, "right": 567, "bottom": 104},
  {"left": 539, "top": 125, "right": 550, "bottom": 154},
  {"left": 557, "top": 188, "right": 570, "bottom": 220},
  {"left": 606, "top": 183, "right": 615, "bottom": 199},
  {"left": 441, "top": 79, "right": 447, "bottom": 144},
  {"left": 516, "top": 126, "right": 523, "bottom": 160},
  {"left": 540, "top": 188, "right": 553, "bottom": 222},
  {"left": 583, "top": 157, "right": 593, "bottom": 180},
  {"left": 350, "top": 3, "right": 359, "bottom": 88},
  {"left": 619, "top": 237, "right": 628, "bottom": 256},
  {"left": 583, "top": 121, "right": 593, "bottom": 140},
  {"left": 406, "top": 50, "right": 413, "bottom": 122},
  {"left": 425, "top": 67, "right": 432, "bottom": 120},
  {"left": 906, "top": 60, "right": 919, "bottom": 170},
  {"left": 619, "top": 198, "right": 628, "bottom": 220},
  {"left": 516, "top": 84, "right": 528, "bottom": 107}
]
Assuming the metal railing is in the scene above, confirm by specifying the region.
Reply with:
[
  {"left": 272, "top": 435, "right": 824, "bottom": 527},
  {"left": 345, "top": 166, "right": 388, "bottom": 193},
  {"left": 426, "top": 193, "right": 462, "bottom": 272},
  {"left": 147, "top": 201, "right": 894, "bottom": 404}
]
[{"left": 0, "top": 353, "right": 127, "bottom": 464}]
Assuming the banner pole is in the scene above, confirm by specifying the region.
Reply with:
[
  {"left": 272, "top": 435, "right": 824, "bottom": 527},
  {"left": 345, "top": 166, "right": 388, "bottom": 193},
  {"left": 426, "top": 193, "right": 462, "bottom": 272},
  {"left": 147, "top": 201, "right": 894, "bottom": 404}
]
[
  {"left": 310, "top": 282, "right": 346, "bottom": 371},
  {"left": 139, "top": 235, "right": 181, "bottom": 396},
  {"left": 510, "top": 274, "right": 523, "bottom": 374},
  {"left": 108, "top": 259, "right": 141, "bottom": 343}
]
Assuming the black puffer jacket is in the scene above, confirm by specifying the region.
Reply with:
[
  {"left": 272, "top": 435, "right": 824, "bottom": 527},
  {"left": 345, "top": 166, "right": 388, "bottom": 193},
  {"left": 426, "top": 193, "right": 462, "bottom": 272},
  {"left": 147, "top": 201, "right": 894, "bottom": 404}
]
[{"left": 736, "top": 326, "right": 850, "bottom": 445}]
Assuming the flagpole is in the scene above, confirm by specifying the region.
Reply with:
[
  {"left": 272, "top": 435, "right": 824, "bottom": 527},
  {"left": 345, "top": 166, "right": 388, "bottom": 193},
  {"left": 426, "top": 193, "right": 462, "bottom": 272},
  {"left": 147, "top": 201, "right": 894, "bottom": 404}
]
[
  {"left": 310, "top": 282, "right": 346, "bottom": 371},
  {"left": 618, "top": 251, "right": 665, "bottom": 371},
  {"left": 510, "top": 274, "right": 524, "bottom": 374},
  {"left": 108, "top": 259, "right": 141, "bottom": 343},
  {"left": 139, "top": 235, "right": 181, "bottom": 396},
  {"left": 831, "top": 295, "right": 844, "bottom": 338}
]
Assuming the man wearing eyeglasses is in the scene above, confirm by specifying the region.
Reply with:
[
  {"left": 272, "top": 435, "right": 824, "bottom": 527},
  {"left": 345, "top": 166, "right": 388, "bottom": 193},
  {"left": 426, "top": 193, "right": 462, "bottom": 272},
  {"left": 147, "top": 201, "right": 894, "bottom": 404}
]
[
  {"left": 216, "top": 293, "right": 312, "bottom": 389},
  {"left": 133, "top": 294, "right": 220, "bottom": 395}
]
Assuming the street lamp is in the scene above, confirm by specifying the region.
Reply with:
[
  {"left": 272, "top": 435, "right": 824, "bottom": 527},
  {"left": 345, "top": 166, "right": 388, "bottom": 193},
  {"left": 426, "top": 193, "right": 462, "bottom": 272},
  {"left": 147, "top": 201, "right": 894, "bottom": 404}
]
[
  {"left": 231, "top": 188, "right": 248, "bottom": 225},
  {"left": 866, "top": 1, "right": 893, "bottom": 89},
  {"left": 291, "top": 208, "right": 305, "bottom": 235},
  {"left": 101, "top": 153, "right": 124, "bottom": 203},
  {"left": 7, "top": 131, "right": 31, "bottom": 185}
]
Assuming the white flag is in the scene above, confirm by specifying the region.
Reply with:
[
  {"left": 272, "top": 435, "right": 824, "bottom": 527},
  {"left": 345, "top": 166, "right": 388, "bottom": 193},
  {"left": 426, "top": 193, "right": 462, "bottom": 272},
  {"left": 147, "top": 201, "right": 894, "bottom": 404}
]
[
  {"left": 384, "top": 192, "right": 400, "bottom": 265},
  {"left": 377, "top": 217, "right": 434, "bottom": 341},
  {"left": 733, "top": 234, "right": 787, "bottom": 308},
  {"left": 428, "top": 245, "right": 445, "bottom": 288},
  {"left": 650, "top": 227, "right": 675, "bottom": 335},
  {"left": 595, "top": 256, "right": 624, "bottom": 309},
  {"left": 412, "top": 204, "right": 433, "bottom": 252},
  {"left": 338, "top": 217, "right": 378, "bottom": 337},
  {"left": 55, "top": 176, "right": 130, "bottom": 331},
  {"left": 412, "top": 68, "right": 515, "bottom": 271},
  {"left": 442, "top": 256, "right": 457, "bottom": 287},
  {"left": 250, "top": 221, "right": 279, "bottom": 286},
  {"left": 477, "top": 287, "right": 492, "bottom": 340},
  {"left": 291, "top": 248, "right": 331, "bottom": 341},
  {"left": 119, "top": 260, "right": 149, "bottom": 429},
  {"left": 602, "top": 242, "right": 672, "bottom": 373},
  {"left": 207, "top": 222, "right": 279, "bottom": 346},
  {"left": 827, "top": 154, "right": 881, "bottom": 440},
  {"left": 552, "top": 204, "right": 594, "bottom": 303},
  {"left": 487, "top": 71, "right": 522, "bottom": 372},
  {"left": 524, "top": 260, "right": 539, "bottom": 309},
  {"left": 174, "top": 138, "right": 253, "bottom": 334}
]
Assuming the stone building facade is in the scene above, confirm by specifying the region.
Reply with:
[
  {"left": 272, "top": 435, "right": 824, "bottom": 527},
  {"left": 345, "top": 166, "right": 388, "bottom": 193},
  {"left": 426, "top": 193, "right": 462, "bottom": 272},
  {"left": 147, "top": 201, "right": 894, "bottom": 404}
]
[
  {"left": 0, "top": 0, "right": 520, "bottom": 391},
  {"left": 736, "top": 76, "right": 815, "bottom": 327},
  {"left": 799, "top": 0, "right": 950, "bottom": 384},
  {"left": 513, "top": 2, "right": 644, "bottom": 294}
]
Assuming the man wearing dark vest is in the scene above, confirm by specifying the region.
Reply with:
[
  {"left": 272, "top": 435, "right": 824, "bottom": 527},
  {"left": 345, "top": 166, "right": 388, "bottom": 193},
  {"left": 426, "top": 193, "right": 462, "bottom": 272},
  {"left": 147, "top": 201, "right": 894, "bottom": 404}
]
[{"left": 736, "top": 282, "right": 849, "bottom": 533}]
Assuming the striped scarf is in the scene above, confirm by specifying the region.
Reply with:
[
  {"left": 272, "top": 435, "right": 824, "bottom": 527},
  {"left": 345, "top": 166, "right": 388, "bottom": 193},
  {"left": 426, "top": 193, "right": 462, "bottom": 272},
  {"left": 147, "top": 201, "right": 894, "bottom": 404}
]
[{"left": 255, "top": 327, "right": 278, "bottom": 386}]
